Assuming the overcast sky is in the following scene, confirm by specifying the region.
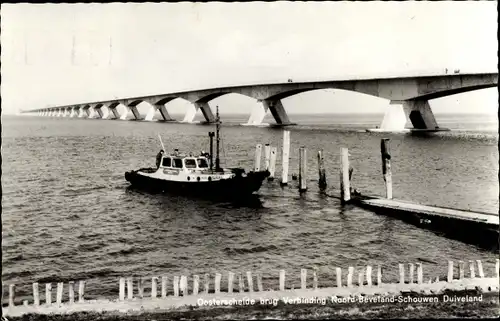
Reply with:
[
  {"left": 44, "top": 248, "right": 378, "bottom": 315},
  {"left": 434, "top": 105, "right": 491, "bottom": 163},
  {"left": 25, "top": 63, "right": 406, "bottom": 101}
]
[{"left": 1, "top": 1, "right": 498, "bottom": 116}]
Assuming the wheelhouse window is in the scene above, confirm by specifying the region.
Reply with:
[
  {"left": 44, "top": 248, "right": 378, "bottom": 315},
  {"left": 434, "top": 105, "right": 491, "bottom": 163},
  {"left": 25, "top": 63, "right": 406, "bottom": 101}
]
[
  {"left": 162, "top": 157, "right": 171, "bottom": 167},
  {"left": 172, "top": 158, "right": 183, "bottom": 168},
  {"left": 197, "top": 158, "right": 209, "bottom": 168},
  {"left": 184, "top": 158, "right": 197, "bottom": 169}
]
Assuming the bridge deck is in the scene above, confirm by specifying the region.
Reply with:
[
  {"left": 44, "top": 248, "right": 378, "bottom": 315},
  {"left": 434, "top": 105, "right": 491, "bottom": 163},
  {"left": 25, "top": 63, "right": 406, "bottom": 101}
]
[{"left": 357, "top": 198, "right": 498, "bottom": 226}]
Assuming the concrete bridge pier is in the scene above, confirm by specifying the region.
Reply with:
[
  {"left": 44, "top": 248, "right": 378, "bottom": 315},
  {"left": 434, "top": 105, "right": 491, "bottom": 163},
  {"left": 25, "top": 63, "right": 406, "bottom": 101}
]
[
  {"left": 266, "top": 100, "right": 292, "bottom": 125},
  {"left": 101, "top": 106, "right": 113, "bottom": 119},
  {"left": 181, "top": 102, "right": 215, "bottom": 123},
  {"left": 244, "top": 99, "right": 293, "bottom": 126},
  {"left": 181, "top": 104, "right": 198, "bottom": 123},
  {"left": 108, "top": 106, "right": 121, "bottom": 119},
  {"left": 196, "top": 102, "right": 215, "bottom": 123},
  {"left": 95, "top": 106, "right": 104, "bottom": 119},
  {"left": 120, "top": 105, "right": 142, "bottom": 120},
  {"left": 377, "top": 100, "right": 445, "bottom": 132},
  {"left": 78, "top": 108, "right": 86, "bottom": 118},
  {"left": 244, "top": 100, "right": 269, "bottom": 125},
  {"left": 64, "top": 108, "right": 71, "bottom": 117},
  {"left": 57, "top": 108, "right": 63, "bottom": 117}
]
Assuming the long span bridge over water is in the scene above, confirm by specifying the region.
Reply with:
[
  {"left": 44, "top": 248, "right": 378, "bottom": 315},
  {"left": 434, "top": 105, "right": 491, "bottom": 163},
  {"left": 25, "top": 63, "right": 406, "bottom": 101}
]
[{"left": 23, "top": 72, "right": 497, "bottom": 131}]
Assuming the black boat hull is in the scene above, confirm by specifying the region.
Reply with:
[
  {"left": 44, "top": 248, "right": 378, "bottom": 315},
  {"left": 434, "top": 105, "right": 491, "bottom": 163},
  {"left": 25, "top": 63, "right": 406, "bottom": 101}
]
[{"left": 125, "top": 168, "right": 270, "bottom": 200}]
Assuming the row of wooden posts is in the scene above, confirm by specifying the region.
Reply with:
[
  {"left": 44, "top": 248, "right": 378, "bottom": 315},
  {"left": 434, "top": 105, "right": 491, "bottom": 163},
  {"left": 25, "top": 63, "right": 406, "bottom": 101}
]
[
  {"left": 6, "top": 259, "right": 498, "bottom": 307},
  {"left": 257, "top": 131, "right": 393, "bottom": 201}
]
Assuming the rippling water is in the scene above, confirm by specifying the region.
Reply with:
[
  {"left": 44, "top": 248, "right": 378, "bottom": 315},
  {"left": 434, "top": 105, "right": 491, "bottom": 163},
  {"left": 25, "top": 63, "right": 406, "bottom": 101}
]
[{"left": 2, "top": 113, "right": 498, "bottom": 304}]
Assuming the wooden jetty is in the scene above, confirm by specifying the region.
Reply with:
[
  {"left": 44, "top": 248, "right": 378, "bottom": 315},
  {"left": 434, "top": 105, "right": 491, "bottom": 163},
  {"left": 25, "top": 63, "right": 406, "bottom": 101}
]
[{"left": 339, "top": 138, "right": 499, "bottom": 249}]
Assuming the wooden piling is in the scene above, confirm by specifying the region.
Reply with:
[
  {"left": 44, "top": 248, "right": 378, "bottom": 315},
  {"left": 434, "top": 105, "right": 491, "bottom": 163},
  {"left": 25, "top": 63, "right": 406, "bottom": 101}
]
[
  {"left": 398, "top": 264, "right": 405, "bottom": 284},
  {"left": 377, "top": 265, "right": 382, "bottom": 286},
  {"left": 380, "top": 138, "right": 393, "bottom": 199},
  {"left": 138, "top": 277, "right": 144, "bottom": 298},
  {"left": 46, "top": 283, "right": 52, "bottom": 305},
  {"left": 281, "top": 130, "right": 290, "bottom": 185},
  {"left": 300, "top": 268, "right": 307, "bottom": 290},
  {"left": 254, "top": 144, "right": 262, "bottom": 172},
  {"left": 56, "top": 282, "right": 63, "bottom": 305},
  {"left": 317, "top": 150, "right": 327, "bottom": 191},
  {"left": 312, "top": 267, "right": 318, "bottom": 290},
  {"left": 227, "top": 272, "right": 234, "bottom": 294},
  {"left": 264, "top": 144, "right": 271, "bottom": 171},
  {"left": 151, "top": 277, "right": 158, "bottom": 298},
  {"left": 33, "top": 283, "right": 40, "bottom": 306},
  {"left": 358, "top": 269, "right": 364, "bottom": 287},
  {"left": 257, "top": 274, "right": 263, "bottom": 292},
  {"left": 180, "top": 276, "right": 188, "bottom": 296},
  {"left": 204, "top": 274, "right": 209, "bottom": 294},
  {"left": 409, "top": 263, "right": 415, "bottom": 284},
  {"left": 127, "top": 277, "right": 133, "bottom": 299},
  {"left": 173, "top": 276, "right": 179, "bottom": 297},
  {"left": 23, "top": 300, "right": 29, "bottom": 306},
  {"left": 246, "top": 271, "right": 254, "bottom": 293},
  {"left": 215, "top": 273, "right": 221, "bottom": 294},
  {"left": 347, "top": 267, "right": 354, "bottom": 288},
  {"left": 161, "top": 276, "right": 167, "bottom": 298},
  {"left": 336, "top": 268, "right": 342, "bottom": 288},
  {"left": 476, "top": 260, "right": 484, "bottom": 278},
  {"left": 459, "top": 261, "right": 465, "bottom": 279},
  {"left": 238, "top": 273, "right": 244, "bottom": 293},
  {"left": 9, "top": 284, "right": 15, "bottom": 307},
  {"left": 78, "top": 281, "right": 85, "bottom": 303},
  {"left": 435, "top": 276, "right": 439, "bottom": 283},
  {"left": 417, "top": 263, "right": 423, "bottom": 284},
  {"left": 469, "top": 261, "right": 475, "bottom": 278},
  {"left": 279, "top": 270, "right": 285, "bottom": 291},
  {"left": 340, "top": 148, "right": 351, "bottom": 203},
  {"left": 447, "top": 261, "right": 454, "bottom": 282},
  {"left": 193, "top": 275, "right": 200, "bottom": 295},
  {"left": 366, "top": 266, "right": 372, "bottom": 287},
  {"left": 119, "top": 278, "right": 125, "bottom": 301},
  {"left": 299, "top": 147, "right": 307, "bottom": 192},
  {"left": 268, "top": 147, "right": 277, "bottom": 180}
]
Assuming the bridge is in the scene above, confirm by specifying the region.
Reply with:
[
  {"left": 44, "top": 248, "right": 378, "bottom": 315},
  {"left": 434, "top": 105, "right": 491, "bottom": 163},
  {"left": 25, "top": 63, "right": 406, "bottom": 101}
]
[{"left": 23, "top": 72, "right": 498, "bottom": 131}]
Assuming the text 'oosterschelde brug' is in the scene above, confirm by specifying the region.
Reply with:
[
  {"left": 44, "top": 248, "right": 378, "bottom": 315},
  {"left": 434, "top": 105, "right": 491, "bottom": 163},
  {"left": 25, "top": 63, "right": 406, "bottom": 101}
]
[{"left": 197, "top": 294, "right": 483, "bottom": 307}]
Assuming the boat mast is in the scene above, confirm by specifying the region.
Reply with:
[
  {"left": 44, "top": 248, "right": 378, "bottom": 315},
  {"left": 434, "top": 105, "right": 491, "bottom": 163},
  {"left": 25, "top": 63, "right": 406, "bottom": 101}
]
[
  {"left": 215, "top": 106, "right": 221, "bottom": 172},
  {"left": 209, "top": 131, "right": 214, "bottom": 170}
]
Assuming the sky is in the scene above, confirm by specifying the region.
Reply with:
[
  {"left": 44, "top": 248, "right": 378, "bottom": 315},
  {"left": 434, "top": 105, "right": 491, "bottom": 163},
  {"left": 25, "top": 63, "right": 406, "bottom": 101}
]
[{"left": 1, "top": 1, "right": 498, "bottom": 116}]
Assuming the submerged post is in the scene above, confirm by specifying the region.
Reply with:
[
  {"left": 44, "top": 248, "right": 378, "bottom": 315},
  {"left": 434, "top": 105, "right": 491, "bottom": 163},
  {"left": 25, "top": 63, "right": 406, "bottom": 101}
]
[
  {"left": 381, "top": 138, "right": 393, "bottom": 199},
  {"left": 318, "top": 150, "right": 327, "bottom": 192},
  {"left": 281, "top": 130, "right": 290, "bottom": 185},
  {"left": 340, "top": 148, "right": 351, "bottom": 203},
  {"left": 268, "top": 147, "right": 277, "bottom": 181},
  {"left": 9, "top": 284, "right": 15, "bottom": 307},
  {"left": 299, "top": 147, "right": 307, "bottom": 192},
  {"left": 254, "top": 144, "right": 262, "bottom": 172},
  {"left": 33, "top": 283, "right": 40, "bottom": 306},
  {"left": 264, "top": 144, "right": 271, "bottom": 171}
]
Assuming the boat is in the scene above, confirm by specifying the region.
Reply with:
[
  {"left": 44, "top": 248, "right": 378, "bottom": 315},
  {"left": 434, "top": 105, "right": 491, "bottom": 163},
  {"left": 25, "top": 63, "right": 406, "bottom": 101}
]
[{"left": 125, "top": 107, "right": 270, "bottom": 200}]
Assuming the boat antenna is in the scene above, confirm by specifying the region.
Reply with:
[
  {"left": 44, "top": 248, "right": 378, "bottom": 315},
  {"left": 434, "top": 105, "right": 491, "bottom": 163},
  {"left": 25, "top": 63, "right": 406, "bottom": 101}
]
[
  {"left": 215, "top": 106, "right": 221, "bottom": 172},
  {"left": 158, "top": 134, "right": 166, "bottom": 151}
]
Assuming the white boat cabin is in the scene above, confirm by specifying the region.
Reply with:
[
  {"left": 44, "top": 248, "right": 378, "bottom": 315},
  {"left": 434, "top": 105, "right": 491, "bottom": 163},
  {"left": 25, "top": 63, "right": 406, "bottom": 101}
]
[{"left": 139, "top": 153, "right": 238, "bottom": 182}]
